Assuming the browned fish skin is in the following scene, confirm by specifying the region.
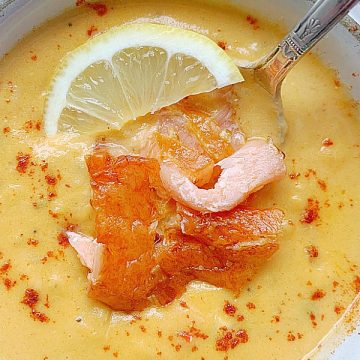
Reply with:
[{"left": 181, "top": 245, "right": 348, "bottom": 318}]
[
  {"left": 153, "top": 229, "right": 279, "bottom": 303},
  {"left": 86, "top": 151, "right": 167, "bottom": 311},
  {"left": 178, "top": 204, "right": 284, "bottom": 246}
]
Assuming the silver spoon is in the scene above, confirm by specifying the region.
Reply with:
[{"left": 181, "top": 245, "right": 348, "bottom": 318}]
[{"left": 240, "top": 0, "right": 359, "bottom": 143}]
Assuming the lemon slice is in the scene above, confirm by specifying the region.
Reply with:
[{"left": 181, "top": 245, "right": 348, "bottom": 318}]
[{"left": 44, "top": 23, "right": 243, "bottom": 136}]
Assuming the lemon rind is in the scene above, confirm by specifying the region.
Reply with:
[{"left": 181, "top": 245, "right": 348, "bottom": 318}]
[{"left": 44, "top": 23, "right": 244, "bottom": 135}]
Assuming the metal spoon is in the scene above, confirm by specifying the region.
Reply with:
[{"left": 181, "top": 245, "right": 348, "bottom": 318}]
[{"left": 240, "top": 0, "right": 359, "bottom": 143}]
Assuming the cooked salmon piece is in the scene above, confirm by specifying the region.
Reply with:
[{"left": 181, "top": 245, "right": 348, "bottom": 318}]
[
  {"left": 67, "top": 231, "right": 104, "bottom": 283},
  {"left": 69, "top": 228, "right": 279, "bottom": 308},
  {"left": 177, "top": 86, "right": 244, "bottom": 150},
  {"left": 141, "top": 87, "right": 244, "bottom": 186},
  {"left": 69, "top": 148, "right": 284, "bottom": 311},
  {"left": 154, "top": 130, "right": 215, "bottom": 187},
  {"left": 153, "top": 229, "right": 279, "bottom": 302},
  {"left": 85, "top": 151, "right": 169, "bottom": 311},
  {"left": 160, "top": 138, "right": 286, "bottom": 213}
]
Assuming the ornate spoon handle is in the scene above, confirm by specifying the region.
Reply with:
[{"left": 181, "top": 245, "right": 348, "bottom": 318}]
[{"left": 255, "top": 0, "right": 359, "bottom": 95}]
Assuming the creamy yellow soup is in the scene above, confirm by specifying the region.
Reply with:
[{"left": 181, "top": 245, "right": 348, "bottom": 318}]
[{"left": 0, "top": 1, "right": 359, "bottom": 359}]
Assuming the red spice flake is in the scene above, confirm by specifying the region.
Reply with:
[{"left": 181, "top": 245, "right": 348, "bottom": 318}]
[
  {"left": 48, "top": 191, "right": 57, "bottom": 199},
  {"left": 311, "top": 289, "right": 326, "bottom": 301},
  {"left": 31, "top": 309, "right": 49, "bottom": 323},
  {"left": 43, "top": 250, "right": 64, "bottom": 262},
  {"left": 246, "top": 302, "right": 256, "bottom": 310},
  {"left": 334, "top": 78, "right": 341, "bottom": 88},
  {"left": 334, "top": 304, "right": 344, "bottom": 315},
  {"left": 35, "top": 121, "right": 41, "bottom": 130},
  {"left": 191, "top": 346, "right": 198, "bottom": 352},
  {"left": 21, "top": 288, "right": 39, "bottom": 308},
  {"left": 300, "top": 198, "right": 320, "bottom": 224},
  {"left": 3, "top": 127, "right": 10, "bottom": 134},
  {"left": 332, "top": 280, "right": 339, "bottom": 290},
  {"left": 180, "top": 301, "right": 189, "bottom": 309},
  {"left": 75, "top": 0, "right": 108, "bottom": 16},
  {"left": 175, "top": 344, "right": 181, "bottom": 352},
  {"left": 27, "top": 238, "right": 39, "bottom": 247},
  {"left": 178, "top": 324, "right": 209, "bottom": 343},
  {"left": 40, "top": 161, "right": 49, "bottom": 172},
  {"left": 7, "top": 80, "right": 14, "bottom": 92},
  {"left": 287, "top": 332, "right": 296, "bottom": 342},
  {"left": 140, "top": 325, "right": 146, "bottom": 333},
  {"left": 322, "top": 138, "right": 334, "bottom": 147},
  {"left": 45, "top": 175, "right": 57, "bottom": 185},
  {"left": 246, "top": 15, "right": 259, "bottom": 30},
  {"left": 217, "top": 40, "right": 227, "bottom": 50},
  {"left": 289, "top": 172, "right": 300, "bottom": 180},
  {"left": 223, "top": 300, "right": 237, "bottom": 316},
  {"left": 271, "top": 315, "right": 280, "bottom": 323},
  {"left": 23, "top": 120, "right": 34, "bottom": 130},
  {"left": 20, "top": 274, "right": 29, "bottom": 281},
  {"left": 305, "top": 245, "right": 319, "bottom": 258},
  {"left": 309, "top": 312, "right": 317, "bottom": 327},
  {"left": 237, "top": 314, "right": 244, "bottom": 322},
  {"left": 353, "top": 276, "right": 360, "bottom": 293},
  {"left": 177, "top": 331, "right": 191, "bottom": 343},
  {"left": 157, "top": 330, "right": 162, "bottom": 338},
  {"left": 215, "top": 328, "right": 249, "bottom": 351},
  {"left": 48, "top": 210, "right": 59, "bottom": 219},
  {"left": 31, "top": 54, "right": 38, "bottom": 61},
  {"left": 65, "top": 223, "right": 77, "bottom": 231},
  {"left": 87, "top": 25, "right": 98, "bottom": 36},
  {"left": 103, "top": 345, "right": 110, "bottom": 352},
  {"left": 58, "top": 232, "right": 70, "bottom": 247},
  {"left": 317, "top": 179, "right": 327, "bottom": 191},
  {"left": 297, "top": 333, "right": 303, "bottom": 339},
  {"left": 4, "top": 278, "right": 16, "bottom": 290},
  {"left": 44, "top": 294, "right": 50, "bottom": 308},
  {"left": 0, "top": 262, "right": 11, "bottom": 274},
  {"left": 304, "top": 169, "right": 317, "bottom": 178},
  {"left": 349, "top": 25, "right": 358, "bottom": 32},
  {"left": 16, "top": 152, "right": 31, "bottom": 173},
  {"left": 88, "top": 3, "right": 108, "bottom": 16}
]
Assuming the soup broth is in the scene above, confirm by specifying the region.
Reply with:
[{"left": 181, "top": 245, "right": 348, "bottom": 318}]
[{"left": 0, "top": 1, "right": 359, "bottom": 359}]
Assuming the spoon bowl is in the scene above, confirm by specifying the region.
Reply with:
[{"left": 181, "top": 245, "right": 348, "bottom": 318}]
[{"left": 237, "top": 0, "right": 359, "bottom": 144}]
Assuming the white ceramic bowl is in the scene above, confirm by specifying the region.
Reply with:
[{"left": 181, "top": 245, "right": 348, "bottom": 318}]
[{"left": 0, "top": 1, "right": 359, "bottom": 359}]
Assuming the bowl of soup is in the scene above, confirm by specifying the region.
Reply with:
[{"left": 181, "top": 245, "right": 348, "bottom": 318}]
[{"left": 0, "top": 0, "right": 359, "bottom": 359}]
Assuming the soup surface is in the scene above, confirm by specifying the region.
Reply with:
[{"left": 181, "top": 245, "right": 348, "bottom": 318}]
[{"left": 0, "top": 1, "right": 359, "bottom": 359}]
